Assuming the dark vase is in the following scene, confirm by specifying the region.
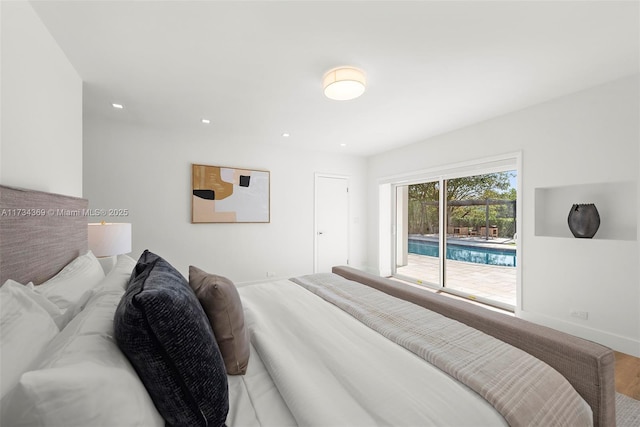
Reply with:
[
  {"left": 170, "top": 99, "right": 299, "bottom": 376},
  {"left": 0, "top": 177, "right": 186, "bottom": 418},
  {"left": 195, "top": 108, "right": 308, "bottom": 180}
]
[{"left": 567, "top": 204, "right": 600, "bottom": 238}]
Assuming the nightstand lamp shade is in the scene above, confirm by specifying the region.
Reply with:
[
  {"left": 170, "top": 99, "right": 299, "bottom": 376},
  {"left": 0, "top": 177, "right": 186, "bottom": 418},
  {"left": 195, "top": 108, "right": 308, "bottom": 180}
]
[{"left": 88, "top": 223, "right": 132, "bottom": 273}]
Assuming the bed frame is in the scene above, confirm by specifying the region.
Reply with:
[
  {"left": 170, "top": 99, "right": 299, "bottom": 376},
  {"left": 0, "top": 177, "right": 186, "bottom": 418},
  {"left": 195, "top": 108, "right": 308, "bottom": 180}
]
[
  {"left": 0, "top": 185, "right": 615, "bottom": 426},
  {"left": 0, "top": 185, "right": 88, "bottom": 285},
  {"left": 333, "top": 265, "right": 616, "bottom": 427}
]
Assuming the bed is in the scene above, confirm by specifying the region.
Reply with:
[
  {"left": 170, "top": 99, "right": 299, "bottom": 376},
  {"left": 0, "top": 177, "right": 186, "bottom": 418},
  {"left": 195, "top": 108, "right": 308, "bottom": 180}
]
[{"left": 0, "top": 185, "right": 616, "bottom": 426}]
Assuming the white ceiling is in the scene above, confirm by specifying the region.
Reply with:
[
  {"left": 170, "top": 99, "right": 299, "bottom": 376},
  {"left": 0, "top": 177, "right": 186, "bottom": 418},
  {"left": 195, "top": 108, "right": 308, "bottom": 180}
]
[{"left": 31, "top": 0, "right": 639, "bottom": 157}]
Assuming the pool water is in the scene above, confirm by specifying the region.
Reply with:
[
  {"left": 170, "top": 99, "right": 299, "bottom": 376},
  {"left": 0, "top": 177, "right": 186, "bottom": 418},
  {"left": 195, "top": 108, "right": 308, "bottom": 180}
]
[{"left": 408, "top": 239, "right": 516, "bottom": 267}]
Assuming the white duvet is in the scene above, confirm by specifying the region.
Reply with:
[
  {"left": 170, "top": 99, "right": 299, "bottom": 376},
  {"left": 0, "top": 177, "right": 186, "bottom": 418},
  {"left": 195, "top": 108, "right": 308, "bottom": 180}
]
[{"left": 237, "top": 280, "right": 508, "bottom": 427}]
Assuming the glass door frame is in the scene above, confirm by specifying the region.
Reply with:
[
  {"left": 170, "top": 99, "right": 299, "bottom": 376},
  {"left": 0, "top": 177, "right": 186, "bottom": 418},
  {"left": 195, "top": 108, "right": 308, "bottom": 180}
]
[{"left": 387, "top": 153, "right": 522, "bottom": 312}]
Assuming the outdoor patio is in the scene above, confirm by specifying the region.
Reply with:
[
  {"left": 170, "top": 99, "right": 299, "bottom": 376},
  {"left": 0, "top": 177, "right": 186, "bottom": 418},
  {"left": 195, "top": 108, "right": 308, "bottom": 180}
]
[{"left": 396, "top": 240, "right": 517, "bottom": 307}]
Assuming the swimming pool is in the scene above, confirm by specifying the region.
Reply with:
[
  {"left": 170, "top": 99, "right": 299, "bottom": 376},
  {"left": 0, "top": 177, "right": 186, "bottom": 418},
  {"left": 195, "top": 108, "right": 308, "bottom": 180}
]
[{"left": 408, "top": 239, "right": 517, "bottom": 267}]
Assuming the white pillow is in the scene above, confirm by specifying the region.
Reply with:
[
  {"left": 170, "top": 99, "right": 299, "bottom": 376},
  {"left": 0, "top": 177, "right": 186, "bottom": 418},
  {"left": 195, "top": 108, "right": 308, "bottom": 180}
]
[
  {"left": 5, "top": 280, "right": 61, "bottom": 319},
  {"left": 0, "top": 280, "right": 59, "bottom": 399},
  {"left": 1, "top": 288, "right": 163, "bottom": 427},
  {"left": 34, "top": 250, "right": 105, "bottom": 311},
  {"left": 48, "top": 254, "right": 137, "bottom": 328},
  {"left": 98, "top": 254, "right": 136, "bottom": 291}
]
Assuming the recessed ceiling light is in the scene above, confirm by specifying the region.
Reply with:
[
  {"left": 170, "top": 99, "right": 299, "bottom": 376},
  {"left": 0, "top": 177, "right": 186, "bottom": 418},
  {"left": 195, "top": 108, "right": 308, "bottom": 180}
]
[
  {"left": 112, "top": 103, "right": 124, "bottom": 109},
  {"left": 282, "top": 132, "right": 290, "bottom": 138},
  {"left": 340, "top": 143, "right": 347, "bottom": 147},
  {"left": 201, "top": 118, "right": 211, "bottom": 124}
]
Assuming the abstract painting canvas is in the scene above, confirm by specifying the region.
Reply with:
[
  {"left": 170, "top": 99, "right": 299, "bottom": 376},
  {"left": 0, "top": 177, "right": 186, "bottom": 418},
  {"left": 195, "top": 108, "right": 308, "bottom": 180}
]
[{"left": 192, "top": 164, "right": 270, "bottom": 223}]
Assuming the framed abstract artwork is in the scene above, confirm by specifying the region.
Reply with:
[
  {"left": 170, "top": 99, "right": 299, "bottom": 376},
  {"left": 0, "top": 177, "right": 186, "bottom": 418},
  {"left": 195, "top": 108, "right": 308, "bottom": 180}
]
[{"left": 192, "top": 164, "right": 270, "bottom": 223}]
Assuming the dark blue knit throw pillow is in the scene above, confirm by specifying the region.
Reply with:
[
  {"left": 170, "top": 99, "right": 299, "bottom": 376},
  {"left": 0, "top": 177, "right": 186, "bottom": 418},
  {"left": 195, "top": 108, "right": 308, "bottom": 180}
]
[{"left": 114, "top": 250, "right": 229, "bottom": 427}]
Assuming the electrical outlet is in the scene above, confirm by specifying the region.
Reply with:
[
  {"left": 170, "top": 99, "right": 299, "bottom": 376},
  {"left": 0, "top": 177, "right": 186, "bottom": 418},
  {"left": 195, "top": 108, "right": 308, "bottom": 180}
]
[
  {"left": 266, "top": 271, "right": 276, "bottom": 277},
  {"left": 570, "top": 309, "right": 589, "bottom": 320}
]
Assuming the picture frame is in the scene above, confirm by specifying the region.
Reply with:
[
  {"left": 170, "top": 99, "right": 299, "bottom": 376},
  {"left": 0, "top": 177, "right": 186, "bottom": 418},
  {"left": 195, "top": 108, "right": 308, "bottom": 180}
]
[{"left": 191, "top": 164, "right": 270, "bottom": 223}]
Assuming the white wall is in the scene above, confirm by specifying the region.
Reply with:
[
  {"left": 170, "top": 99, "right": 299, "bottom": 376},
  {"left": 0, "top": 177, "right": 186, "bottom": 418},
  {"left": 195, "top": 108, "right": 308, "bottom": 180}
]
[
  {"left": 0, "top": 1, "right": 82, "bottom": 197},
  {"left": 83, "top": 117, "right": 367, "bottom": 283},
  {"left": 367, "top": 75, "right": 640, "bottom": 355}
]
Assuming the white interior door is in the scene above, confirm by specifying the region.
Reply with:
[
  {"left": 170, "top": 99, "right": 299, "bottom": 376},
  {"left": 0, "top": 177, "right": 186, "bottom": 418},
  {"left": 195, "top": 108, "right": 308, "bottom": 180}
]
[{"left": 315, "top": 175, "right": 349, "bottom": 273}]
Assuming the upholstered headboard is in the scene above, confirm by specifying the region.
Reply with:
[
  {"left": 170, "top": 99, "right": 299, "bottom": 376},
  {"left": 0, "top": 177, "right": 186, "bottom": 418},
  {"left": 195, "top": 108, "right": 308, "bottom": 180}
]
[{"left": 0, "top": 185, "right": 89, "bottom": 285}]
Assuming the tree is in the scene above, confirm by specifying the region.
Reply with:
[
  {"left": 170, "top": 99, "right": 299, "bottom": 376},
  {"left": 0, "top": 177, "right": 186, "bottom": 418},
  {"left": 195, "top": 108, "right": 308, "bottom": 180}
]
[
  {"left": 407, "top": 182, "right": 439, "bottom": 235},
  {"left": 407, "top": 172, "right": 516, "bottom": 237},
  {"left": 446, "top": 172, "right": 511, "bottom": 201}
]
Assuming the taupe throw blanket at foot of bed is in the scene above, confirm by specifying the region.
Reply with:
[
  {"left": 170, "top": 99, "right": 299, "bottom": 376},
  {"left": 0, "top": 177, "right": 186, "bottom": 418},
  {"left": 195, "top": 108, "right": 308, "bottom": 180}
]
[{"left": 292, "top": 273, "right": 593, "bottom": 427}]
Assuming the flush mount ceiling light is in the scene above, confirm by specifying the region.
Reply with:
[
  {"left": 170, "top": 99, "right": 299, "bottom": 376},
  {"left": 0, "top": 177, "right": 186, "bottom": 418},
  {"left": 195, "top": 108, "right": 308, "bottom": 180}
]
[{"left": 322, "top": 66, "right": 366, "bottom": 101}]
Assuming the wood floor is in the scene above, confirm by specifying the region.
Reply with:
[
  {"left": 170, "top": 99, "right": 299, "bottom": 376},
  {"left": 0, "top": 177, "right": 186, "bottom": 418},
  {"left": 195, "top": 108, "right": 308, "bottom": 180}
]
[{"left": 616, "top": 351, "right": 640, "bottom": 400}]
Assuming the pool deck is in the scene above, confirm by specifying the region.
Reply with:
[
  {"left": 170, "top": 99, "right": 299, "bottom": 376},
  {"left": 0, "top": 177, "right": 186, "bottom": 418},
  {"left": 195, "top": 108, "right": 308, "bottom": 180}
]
[{"left": 399, "top": 234, "right": 517, "bottom": 307}]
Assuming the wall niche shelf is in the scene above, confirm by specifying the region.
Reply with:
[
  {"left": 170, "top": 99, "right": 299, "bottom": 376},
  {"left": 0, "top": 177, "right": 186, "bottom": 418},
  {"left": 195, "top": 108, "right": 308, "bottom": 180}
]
[{"left": 534, "top": 181, "right": 637, "bottom": 241}]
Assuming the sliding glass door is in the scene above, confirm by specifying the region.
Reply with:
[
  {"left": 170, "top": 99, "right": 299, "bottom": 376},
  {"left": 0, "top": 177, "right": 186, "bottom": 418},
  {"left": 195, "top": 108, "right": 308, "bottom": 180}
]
[{"left": 393, "top": 168, "right": 518, "bottom": 310}]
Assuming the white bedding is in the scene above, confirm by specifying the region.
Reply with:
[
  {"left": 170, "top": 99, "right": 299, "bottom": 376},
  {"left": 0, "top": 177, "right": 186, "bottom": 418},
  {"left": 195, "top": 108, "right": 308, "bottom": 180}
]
[
  {"left": 237, "top": 279, "right": 509, "bottom": 427},
  {"left": 227, "top": 342, "right": 296, "bottom": 426}
]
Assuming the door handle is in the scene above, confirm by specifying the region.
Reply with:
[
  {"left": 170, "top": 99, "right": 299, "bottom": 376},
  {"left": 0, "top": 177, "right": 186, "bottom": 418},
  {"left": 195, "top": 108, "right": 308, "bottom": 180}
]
[{"left": 318, "top": 231, "right": 324, "bottom": 235}]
